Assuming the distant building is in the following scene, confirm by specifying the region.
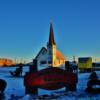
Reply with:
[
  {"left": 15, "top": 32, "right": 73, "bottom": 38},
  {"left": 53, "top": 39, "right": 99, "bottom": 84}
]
[
  {"left": 0, "top": 58, "right": 15, "bottom": 67},
  {"left": 35, "top": 23, "right": 66, "bottom": 67},
  {"left": 78, "top": 57, "right": 92, "bottom": 70}
]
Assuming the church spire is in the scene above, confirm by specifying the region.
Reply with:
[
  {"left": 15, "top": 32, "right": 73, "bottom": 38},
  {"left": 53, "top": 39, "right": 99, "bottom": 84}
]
[{"left": 48, "top": 22, "right": 56, "bottom": 45}]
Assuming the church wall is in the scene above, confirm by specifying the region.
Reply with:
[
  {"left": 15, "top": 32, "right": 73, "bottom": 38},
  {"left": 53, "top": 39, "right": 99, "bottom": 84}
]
[{"left": 36, "top": 51, "right": 48, "bottom": 69}]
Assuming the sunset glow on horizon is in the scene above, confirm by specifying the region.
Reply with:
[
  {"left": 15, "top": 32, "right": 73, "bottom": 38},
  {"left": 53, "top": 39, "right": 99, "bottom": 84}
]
[{"left": 0, "top": 0, "right": 100, "bottom": 62}]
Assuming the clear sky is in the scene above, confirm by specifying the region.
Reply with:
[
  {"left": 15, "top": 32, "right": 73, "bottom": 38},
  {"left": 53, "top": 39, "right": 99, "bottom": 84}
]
[{"left": 0, "top": 0, "right": 100, "bottom": 62}]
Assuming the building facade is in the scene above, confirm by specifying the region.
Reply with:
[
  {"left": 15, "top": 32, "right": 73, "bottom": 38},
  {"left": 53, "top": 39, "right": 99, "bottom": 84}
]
[
  {"left": 35, "top": 23, "right": 65, "bottom": 67},
  {"left": 78, "top": 57, "right": 92, "bottom": 70}
]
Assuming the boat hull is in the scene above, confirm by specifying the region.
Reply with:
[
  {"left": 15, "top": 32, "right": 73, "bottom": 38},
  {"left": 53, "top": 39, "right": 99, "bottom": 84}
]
[{"left": 24, "top": 67, "right": 77, "bottom": 90}]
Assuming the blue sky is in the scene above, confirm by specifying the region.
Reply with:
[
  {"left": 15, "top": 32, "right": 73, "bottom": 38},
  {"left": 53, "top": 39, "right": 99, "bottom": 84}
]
[{"left": 0, "top": 0, "right": 100, "bottom": 62}]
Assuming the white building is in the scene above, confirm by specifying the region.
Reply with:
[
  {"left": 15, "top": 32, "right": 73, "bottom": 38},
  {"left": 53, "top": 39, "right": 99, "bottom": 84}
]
[{"left": 35, "top": 23, "right": 66, "bottom": 67}]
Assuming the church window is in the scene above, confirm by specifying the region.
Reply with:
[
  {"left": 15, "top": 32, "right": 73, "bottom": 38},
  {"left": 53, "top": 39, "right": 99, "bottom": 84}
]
[
  {"left": 40, "top": 61, "right": 47, "bottom": 64},
  {"left": 48, "top": 61, "right": 52, "bottom": 64}
]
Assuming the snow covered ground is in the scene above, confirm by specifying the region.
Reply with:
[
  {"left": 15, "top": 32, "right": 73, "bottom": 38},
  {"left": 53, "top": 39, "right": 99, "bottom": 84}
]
[{"left": 0, "top": 67, "right": 100, "bottom": 100}]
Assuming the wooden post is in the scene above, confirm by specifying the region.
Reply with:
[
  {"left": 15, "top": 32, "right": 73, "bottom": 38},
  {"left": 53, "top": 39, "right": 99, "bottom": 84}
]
[
  {"left": 65, "top": 61, "right": 72, "bottom": 72},
  {"left": 25, "top": 86, "right": 38, "bottom": 95},
  {"left": 65, "top": 61, "right": 77, "bottom": 91},
  {"left": 24, "top": 59, "right": 38, "bottom": 95},
  {"left": 29, "top": 59, "right": 38, "bottom": 73}
]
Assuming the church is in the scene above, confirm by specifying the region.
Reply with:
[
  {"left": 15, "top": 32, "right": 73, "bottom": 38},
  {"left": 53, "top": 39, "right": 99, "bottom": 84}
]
[{"left": 35, "top": 23, "right": 66, "bottom": 67}]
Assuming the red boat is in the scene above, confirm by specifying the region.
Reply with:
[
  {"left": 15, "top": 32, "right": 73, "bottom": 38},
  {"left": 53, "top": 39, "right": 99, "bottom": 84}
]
[{"left": 24, "top": 67, "right": 77, "bottom": 94}]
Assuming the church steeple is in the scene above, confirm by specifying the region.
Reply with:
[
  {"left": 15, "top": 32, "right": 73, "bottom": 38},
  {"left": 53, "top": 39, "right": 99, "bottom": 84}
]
[{"left": 48, "top": 23, "right": 56, "bottom": 45}]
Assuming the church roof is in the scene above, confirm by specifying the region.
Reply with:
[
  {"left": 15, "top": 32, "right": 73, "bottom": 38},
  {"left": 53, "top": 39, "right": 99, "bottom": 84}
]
[
  {"left": 56, "top": 50, "right": 65, "bottom": 60},
  {"left": 35, "top": 47, "right": 47, "bottom": 59},
  {"left": 48, "top": 23, "right": 56, "bottom": 45}
]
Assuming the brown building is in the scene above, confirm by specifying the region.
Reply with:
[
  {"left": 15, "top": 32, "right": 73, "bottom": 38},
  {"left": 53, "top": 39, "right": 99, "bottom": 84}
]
[{"left": 0, "top": 58, "right": 15, "bottom": 67}]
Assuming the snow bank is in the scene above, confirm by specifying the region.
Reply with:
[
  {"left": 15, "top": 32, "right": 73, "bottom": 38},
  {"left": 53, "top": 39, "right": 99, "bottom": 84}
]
[{"left": 0, "top": 67, "right": 100, "bottom": 99}]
